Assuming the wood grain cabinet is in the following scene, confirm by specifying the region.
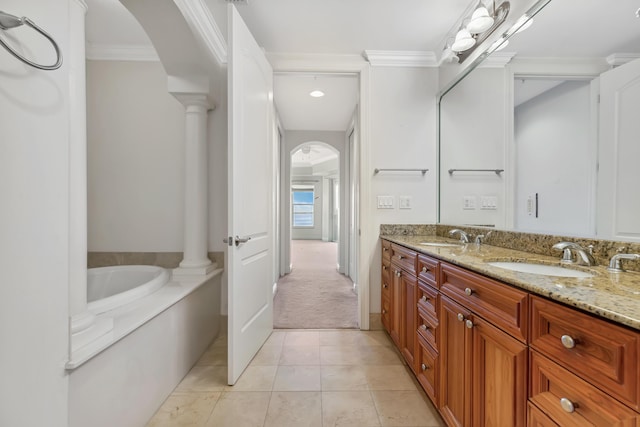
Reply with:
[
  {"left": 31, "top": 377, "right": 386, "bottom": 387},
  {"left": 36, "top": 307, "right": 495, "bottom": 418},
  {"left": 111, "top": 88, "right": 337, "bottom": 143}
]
[{"left": 379, "top": 239, "right": 640, "bottom": 427}]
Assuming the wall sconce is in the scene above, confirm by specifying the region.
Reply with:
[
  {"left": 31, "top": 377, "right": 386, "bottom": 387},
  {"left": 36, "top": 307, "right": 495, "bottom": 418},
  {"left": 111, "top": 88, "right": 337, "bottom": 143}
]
[{"left": 446, "top": 1, "right": 511, "bottom": 61}]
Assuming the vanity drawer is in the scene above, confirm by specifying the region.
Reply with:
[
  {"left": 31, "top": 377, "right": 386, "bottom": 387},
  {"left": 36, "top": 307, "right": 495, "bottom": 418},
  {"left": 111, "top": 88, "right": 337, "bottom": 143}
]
[
  {"left": 530, "top": 296, "right": 640, "bottom": 409},
  {"left": 382, "top": 239, "right": 391, "bottom": 262},
  {"left": 418, "top": 254, "right": 439, "bottom": 287},
  {"left": 391, "top": 244, "right": 417, "bottom": 273},
  {"left": 416, "top": 335, "right": 438, "bottom": 404},
  {"left": 527, "top": 403, "right": 559, "bottom": 427},
  {"left": 530, "top": 350, "right": 640, "bottom": 426},
  {"left": 417, "top": 281, "right": 438, "bottom": 319},
  {"left": 417, "top": 308, "right": 438, "bottom": 350},
  {"left": 381, "top": 259, "right": 391, "bottom": 299},
  {"left": 440, "top": 262, "right": 528, "bottom": 342}
]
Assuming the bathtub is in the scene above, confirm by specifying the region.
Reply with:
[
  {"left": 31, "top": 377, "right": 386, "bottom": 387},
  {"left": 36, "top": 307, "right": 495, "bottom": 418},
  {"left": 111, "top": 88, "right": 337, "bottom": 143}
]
[{"left": 87, "top": 265, "right": 170, "bottom": 314}]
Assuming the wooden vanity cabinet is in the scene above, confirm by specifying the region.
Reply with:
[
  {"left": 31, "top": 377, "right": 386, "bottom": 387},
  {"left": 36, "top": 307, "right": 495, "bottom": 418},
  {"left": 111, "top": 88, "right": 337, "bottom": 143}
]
[
  {"left": 440, "top": 263, "right": 529, "bottom": 427},
  {"left": 389, "top": 244, "right": 418, "bottom": 368}
]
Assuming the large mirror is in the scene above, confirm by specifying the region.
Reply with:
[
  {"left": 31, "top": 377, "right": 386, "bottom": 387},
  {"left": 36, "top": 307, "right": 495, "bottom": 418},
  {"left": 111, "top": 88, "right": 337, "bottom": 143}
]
[{"left": 438, "top": 0, "right": 640, "bottom": 241}]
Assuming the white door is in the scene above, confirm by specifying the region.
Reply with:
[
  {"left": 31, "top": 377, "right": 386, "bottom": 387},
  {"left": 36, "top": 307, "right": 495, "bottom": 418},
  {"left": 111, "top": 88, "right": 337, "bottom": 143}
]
[
  {"left": 227, "top": 4, "right": 274, "bottom": 385},
  {"left": 597, "top": 58, "right": 640, "bottom": 241}
]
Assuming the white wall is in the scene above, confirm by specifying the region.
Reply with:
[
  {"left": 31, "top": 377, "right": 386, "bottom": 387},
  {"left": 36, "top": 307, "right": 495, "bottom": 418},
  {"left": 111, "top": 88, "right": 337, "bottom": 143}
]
[
  {"left": 87, "top": 60, "right": 185, "bottom": 252},
  {"left": 0, "top": 1, "right": 82, "bottom": 425},
  {"left": 439, "top": 67, "right": 507, "bottom": 228},
  {"left": 515, "top": 80, "right": 594, "bottom": 235},
  {"left": 368, "top": 66, "right": 439, "bottom": 312}
]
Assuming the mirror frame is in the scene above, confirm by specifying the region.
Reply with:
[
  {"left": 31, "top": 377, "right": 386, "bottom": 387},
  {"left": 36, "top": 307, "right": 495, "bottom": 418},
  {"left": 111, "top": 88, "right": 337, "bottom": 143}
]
[{"left": 436, "top": 0, "right": 552, "bottom": 223}]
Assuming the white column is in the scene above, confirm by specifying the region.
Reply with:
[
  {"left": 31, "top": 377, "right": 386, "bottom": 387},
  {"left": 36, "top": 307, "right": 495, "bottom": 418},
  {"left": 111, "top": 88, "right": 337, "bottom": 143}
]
[
  {"left": 174, "top": 94, "right": 216, "bottom": 275},
  {"left": 68, "top": 0, "right": 112, "bottom": 358}
]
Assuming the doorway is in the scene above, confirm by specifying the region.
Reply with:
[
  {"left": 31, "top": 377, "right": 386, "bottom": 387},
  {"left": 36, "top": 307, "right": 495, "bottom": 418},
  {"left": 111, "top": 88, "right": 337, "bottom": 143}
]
[{"left": 273, "top": 72, "right": 360, "bottom": 329}]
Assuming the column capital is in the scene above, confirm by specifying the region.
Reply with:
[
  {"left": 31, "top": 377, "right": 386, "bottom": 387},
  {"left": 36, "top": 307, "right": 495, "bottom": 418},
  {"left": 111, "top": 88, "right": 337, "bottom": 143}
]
[{"left": 172, "top": 92, "right": 212, "bottom": 110}]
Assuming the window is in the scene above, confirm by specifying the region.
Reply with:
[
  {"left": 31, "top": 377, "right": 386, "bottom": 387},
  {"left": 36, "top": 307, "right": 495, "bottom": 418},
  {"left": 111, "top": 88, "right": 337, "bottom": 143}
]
[{"left": 292, "top": 189, "right": 314, "bottom": 227}]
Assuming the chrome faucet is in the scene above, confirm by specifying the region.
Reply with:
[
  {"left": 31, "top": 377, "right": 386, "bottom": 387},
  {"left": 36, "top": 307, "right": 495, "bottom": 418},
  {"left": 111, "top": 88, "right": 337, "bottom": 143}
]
[
  {"left": 449, "top": 229, "right": 469, "bottom": 243},
  {"left": 607, "top": 253, "right": 640, "bottom": 272},
  {"left": 552, "top": 242, "right": 596, "bottom": 266}
]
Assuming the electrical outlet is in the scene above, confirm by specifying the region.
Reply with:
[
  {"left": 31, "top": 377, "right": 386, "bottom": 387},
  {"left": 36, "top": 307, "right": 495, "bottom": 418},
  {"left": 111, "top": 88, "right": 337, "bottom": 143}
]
[
  {"left": 463, "top": 196, "right": 476, "bottom": 210},
  {"left": 377, "top": 195, "right": 395, "bottom": 209},
  {"left": 399, "top": 196, "right": 412, "bottom": 209}
]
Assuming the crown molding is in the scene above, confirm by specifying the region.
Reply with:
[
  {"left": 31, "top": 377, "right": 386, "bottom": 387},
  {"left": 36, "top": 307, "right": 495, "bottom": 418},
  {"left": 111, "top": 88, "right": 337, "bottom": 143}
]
[
  {"left": 477, "top": 52, "right": 516, "bottom": 68},
  {"left": 173, "top": 0, "right": 227, "bottom": 65},
  {"left": 363, "top": 50, "right": 438, "bottom": 67},
  {"left": 266, "top": 53, "right": 367, "bottom": 72},
  {"left": 606, "top": 53, "right": 640, "bottom": 67},
  {"left": 85, "top": 43, "right": 159, "bottom": 61}
]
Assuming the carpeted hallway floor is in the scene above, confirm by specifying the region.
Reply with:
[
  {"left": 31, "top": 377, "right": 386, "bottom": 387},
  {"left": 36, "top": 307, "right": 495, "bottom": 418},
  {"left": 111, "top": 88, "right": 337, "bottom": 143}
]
[{"left": 274, "top": 240, "right": 358, "bottom": 329}]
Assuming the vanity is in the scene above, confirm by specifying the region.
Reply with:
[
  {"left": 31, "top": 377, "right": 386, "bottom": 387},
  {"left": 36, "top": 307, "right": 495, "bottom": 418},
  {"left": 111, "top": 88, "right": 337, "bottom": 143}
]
[{"left": 380, "top": 228, "right": 640, "bottom": 427}]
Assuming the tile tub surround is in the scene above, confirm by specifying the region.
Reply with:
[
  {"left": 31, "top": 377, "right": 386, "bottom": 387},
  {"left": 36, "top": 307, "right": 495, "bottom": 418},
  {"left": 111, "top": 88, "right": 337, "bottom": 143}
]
[
  {"left": 146, "top": 330, "right": 445, "bottom": 427},
  {"left": 381, "top": 233, "right": 640, "bottom": 330},
  {"left": 88, "top": 251, "right": 224, "bottom": 269}
]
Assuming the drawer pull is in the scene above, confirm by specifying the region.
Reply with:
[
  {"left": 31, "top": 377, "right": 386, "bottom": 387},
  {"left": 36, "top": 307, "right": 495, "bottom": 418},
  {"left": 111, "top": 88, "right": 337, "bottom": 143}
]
[
  {"left": 421, "top": 295, "right": 428, "bottom": 302},
  {"left": 395, "top": 270, "right": 401, "bottom": 277},
  {"left": 397, "top": 255, "right": 404, "bottom": 260},
  {"left": 421, "top": 363, "right": 429, "bottom": 371},
  {"left": 465, "top": 320, "right": 474, "bottom": 329},
  {"left": 420, "top": 324, "right": 428, "bottom": 331},
  {"left": 383, "top": 247, "right": 388, "bottom": 252},
  {"left": 464, "top": 287, "right": 474, "bottom": 296},
  {"left": 382, "top": 265, "right": 387, "bottom": 271},
  {"left": 382, "top": 309, "right": 387, "bottom": 314},
  {"left": 422, "top": 266, "right": 428, "bottom": 273},
  {"left": 559, "top": 397, "right": 576, "bottom": 413},
  {"left": 457, "top": 313, "right": 465, "bottom": 322},
  {"left": 383, "top": 283, "right": 388, "bottom": 289},
  {"left": 561, "top": 335, "right": 577, "bottom": 349}
]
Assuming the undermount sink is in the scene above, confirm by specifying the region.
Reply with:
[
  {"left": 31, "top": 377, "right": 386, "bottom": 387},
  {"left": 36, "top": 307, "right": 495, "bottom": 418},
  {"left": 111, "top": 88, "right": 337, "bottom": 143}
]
[
  {"left": 420, "top": 242, "right": 462, "bottom": 247},
  {"left": 487, "top": 262, "right": 594, "bottom": 278}
]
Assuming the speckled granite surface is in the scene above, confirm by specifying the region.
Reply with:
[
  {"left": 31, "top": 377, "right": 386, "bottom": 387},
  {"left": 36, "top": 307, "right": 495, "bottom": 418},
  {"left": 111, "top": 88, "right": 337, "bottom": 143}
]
[{"left": 381, "top": 234, "right": 640, "bottom": 331}]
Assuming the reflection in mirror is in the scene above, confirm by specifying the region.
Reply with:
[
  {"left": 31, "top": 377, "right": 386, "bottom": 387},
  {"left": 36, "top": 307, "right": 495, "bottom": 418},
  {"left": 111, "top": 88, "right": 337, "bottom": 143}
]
[{"left": 438, "top": 0, "right": 640, "bottom": 241}]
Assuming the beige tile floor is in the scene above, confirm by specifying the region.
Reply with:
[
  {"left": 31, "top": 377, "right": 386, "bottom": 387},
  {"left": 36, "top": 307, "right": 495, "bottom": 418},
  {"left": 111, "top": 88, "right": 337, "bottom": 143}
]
[{"left": 147, "top": 330, "right": 445, "bottom": 427}]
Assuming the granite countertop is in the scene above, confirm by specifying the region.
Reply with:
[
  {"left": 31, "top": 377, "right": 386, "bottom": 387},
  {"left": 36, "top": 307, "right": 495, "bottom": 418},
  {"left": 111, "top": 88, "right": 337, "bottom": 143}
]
[{"left": 382, "top": 235, "right": 640, "bottom": 331}]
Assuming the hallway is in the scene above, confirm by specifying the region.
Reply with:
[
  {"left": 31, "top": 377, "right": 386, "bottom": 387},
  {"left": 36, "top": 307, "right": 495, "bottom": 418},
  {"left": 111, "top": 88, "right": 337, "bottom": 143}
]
[
  {"left": 274, "top": 240, "right": 358, "bottom": 329},
  {"left": 146, "top": 330, "right": 445, "bottom": 426}
]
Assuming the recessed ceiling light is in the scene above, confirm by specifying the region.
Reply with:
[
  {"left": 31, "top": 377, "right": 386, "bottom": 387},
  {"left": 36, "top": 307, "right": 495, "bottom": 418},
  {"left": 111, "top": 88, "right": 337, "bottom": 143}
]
[{"left": 309, "top": 90, "right": 325, "bottom": 98}]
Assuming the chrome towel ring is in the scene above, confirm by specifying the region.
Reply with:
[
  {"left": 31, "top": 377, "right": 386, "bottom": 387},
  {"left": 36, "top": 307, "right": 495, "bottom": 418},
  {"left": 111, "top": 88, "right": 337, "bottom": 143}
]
[{"left": 0, "top": 10, "right": 62, "bottom": 70}]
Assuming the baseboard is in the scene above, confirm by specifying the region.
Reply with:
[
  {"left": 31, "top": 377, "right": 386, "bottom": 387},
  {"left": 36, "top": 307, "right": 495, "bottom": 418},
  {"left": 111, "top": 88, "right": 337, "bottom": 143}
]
[
  {"left": 369, "top": 313, "right": 384, "bottom": 331},
  {"left": 352, "top": 282, "right": 358, "bottom": 294},
  {"left": 272, "top": 282, "right": 278, "bottom": 297}
]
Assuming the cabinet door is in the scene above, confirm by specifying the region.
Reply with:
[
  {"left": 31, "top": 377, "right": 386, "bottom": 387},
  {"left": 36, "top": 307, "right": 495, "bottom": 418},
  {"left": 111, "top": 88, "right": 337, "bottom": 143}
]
[
  {"left": 417, "top": 335, "right": 439, "bottom": 404},
  {"left": 401, "top": 272, "right": 418, "bottom": 370},
  {"left": 471, "top": 316, "right": 528, "bottom": 427},
  {"left": 439, "top": 295, "right": 473, "bottom": 427},
  {"left": 389, "top": 265, "right": 403, "bottom": 347}
]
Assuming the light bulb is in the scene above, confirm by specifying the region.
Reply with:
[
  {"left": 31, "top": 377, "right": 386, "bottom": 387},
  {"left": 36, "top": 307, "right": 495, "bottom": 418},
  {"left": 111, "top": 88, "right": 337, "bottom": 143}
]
[
  {"left": 451, "top": 28, "right": 476, "bottom": 52},
  {"left": 467, "top": 7, "right": 494, "bottom": 33}
]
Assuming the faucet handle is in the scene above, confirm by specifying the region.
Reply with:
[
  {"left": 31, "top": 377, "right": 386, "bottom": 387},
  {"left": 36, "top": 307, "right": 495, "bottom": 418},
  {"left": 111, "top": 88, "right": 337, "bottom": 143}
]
[
  {"left": 552, "top": 242, "right": 575, "bottom": 263},
  {"left": 474, "top": 234, "right": 485, "bottom": 245},
  {"left": 608, "top": 253, "right": 640, "bottom": 272}
]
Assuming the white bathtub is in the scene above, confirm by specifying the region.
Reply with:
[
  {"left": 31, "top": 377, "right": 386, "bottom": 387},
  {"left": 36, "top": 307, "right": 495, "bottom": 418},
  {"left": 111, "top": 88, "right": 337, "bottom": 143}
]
[{"left": 87, "top": 265, "right": 170, "bottom": 314}]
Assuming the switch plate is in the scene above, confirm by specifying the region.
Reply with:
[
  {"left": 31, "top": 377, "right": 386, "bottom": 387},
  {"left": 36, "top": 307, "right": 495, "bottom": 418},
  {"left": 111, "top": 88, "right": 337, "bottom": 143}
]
[
  {"left": 463, "top": 196, "right": 476, "bottom": 210},
  {"left": 480, "top": 196, "right": 498, "bottom": 210},
  {"left": 377, "top": 195, "right": 395, "bottom": 209},
  {"left": 399, "top": 196, "right": 412, "bottom": 209}
]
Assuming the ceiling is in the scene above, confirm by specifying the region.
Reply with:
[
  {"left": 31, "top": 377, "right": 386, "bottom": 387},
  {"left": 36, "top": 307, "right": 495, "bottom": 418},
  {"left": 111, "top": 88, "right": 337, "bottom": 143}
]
[
  {"left": 291, "top": 143, "right": 339, "bottom": 172},
  {"left": 84, "top": 0, "right": 640, "bottom": 131}
]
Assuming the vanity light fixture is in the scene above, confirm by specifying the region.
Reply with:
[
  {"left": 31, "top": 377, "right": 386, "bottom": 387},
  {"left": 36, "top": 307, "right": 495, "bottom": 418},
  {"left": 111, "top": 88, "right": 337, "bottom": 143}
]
[
  {"left": 309, "top": 90, "right": 325, "bottom": 98},
  {"left": 467, "top": 6, "right": 495, "bottom": 33},
  {"left": 451, "top": 28, "right": 476, "bottom": 52}
]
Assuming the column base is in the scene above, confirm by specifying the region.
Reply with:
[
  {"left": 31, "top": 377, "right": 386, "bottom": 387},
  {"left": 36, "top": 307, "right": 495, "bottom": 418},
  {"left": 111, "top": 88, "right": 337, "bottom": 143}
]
[{"left": 174, "top": 262, "right": 218, "bottom": 276}]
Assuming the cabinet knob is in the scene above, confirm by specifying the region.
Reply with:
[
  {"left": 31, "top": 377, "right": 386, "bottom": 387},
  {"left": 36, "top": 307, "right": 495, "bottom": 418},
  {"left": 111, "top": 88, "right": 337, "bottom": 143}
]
[
  {"left": 421, "top": 363, "right": 429, "bottom": 371},
  {"left": 421, "top": 295, "right": 428, "bottom": 302},
  {"left": 382, "top": 265, "right": 387, "bottom": 271},
  {"left": 382, "top": 309, "right": 387, "bottom": 314},
  {"left": 457, "top": 313, "right": 465, "bottom": 322},
  {"left": 422, "top": 266, "right": 428, "bottom": 273},
  {"left": 561, "top": 335, "right": 577, "bottom": 349},
  {"left": 464, "top": 287, "right": 474, "bottom": 296},
  {"left": 397, "top": 255, "right": 404, "bottom": 260},
  {"left": 465, "top": 319, "right": 474, "bottom": 329},
  {"left": 559, "top": 397, "right": 576, "bottom": 413},
  {"left": 383, "top": 283, "right": 388, "bottom": 289},
  {"left": 420, "top": 324, "right": 428, "bottom": 331},
  {"left": 395, "top": 270, "right": 401, "bottom": 277},
  {"left": 383, "top": 247, "right": 388, "bottom": 252}
]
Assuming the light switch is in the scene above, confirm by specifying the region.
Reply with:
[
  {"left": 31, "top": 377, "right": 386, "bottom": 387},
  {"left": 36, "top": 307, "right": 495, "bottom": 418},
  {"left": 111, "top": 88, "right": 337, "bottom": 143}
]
[
  {"left": 377, "top": 195, "right": 395, "bottom": 209},
  {"left": 480, "top": 196, "right": 498, "bottom": 210}
]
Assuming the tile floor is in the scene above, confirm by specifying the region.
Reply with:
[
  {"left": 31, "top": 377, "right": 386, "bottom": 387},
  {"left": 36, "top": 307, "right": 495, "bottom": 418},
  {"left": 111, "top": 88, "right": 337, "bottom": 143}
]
[{"left": 146, "top": 330, "right": 445, "bottom": 427}]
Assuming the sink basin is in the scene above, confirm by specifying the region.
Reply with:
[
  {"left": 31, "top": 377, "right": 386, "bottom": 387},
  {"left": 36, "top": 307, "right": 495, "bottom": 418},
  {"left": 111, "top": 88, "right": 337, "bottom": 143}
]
[
  {"left": 487, "top": 262, "right": 594, "bottom": 278},
  {"left": 420, "top": 242, "right": 462, "bottom": 247}
]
